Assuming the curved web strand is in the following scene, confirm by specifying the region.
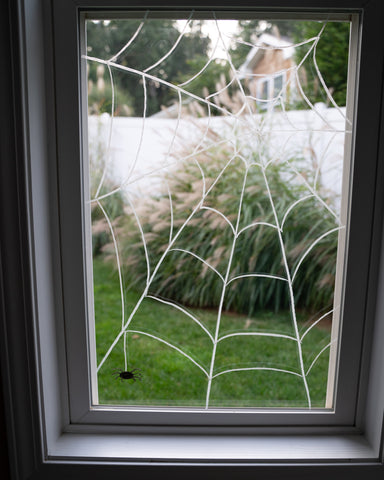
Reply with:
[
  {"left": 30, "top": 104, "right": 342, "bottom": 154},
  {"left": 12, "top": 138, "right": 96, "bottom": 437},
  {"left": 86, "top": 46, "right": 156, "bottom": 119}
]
[
  {"left": 237, "top": 221, "right": 280, "bottom": 237},
  {"left": 226, "top": 273, "right": 287, "bottom": 285},
  {"left": 212, "top": 14, "right": 258, "bottom": 124},
  {"left": 291, "top": 226, "right": 344, "bottom": 282},
  {"left": 200, "top": 206, "right": 236, "bottom": 235},
  {"left": 146, "top": 295, "right": 215, "bottom": 342},
  {"left": 291, "top": 24, "right": 345, "bottom": 131},
  {"left": 278, "top": 97, "right": 305, "bottom": 132},
  {"left": 84, "top": 55, "right": 272, "bottom": 156},
  {"left": 169, "top": 248, "right": 225, "bottom": 283},
  {"left": 96, "top": 200, "right": 125, "bottom": 331},
  {"left": 283, "top": 157, "right": 340, "bottom": 222},
  {"left": 313, "top": 34, "right": 351, "bottom": 125},
  {"left": 239, "top": 66, "right": 296, "bottom": 81},
  {"left": 127, "top": 330, "right": 209, "bottom": 377},
  {"left": 178, "top": 34, "right": 221, "bottom": 87},
  {"left": 262, "top": 130, "right": 306, "bottom": 169},
  {"left": 218, "top": 332, "right": 297, "bottom": 343},
  {"left": 233, "top": 36, "right": 320, "bottom": 52},
  {"left": 143, "top": 11, "right": 194, "bottom": 73},
  {"left": 281, "top": 195, "right": 315, "bottom": 230},
  {"left": 84, "top": 56, "right": 240, "bottom": 128},
  {"left": 108, "top": 11, "right": 149, "bottom": 63},
  {"left": 92, "top": 136, "right": 232, "bottom": 204},
  {"left": 212, "top": 367, "right": 302, "bottom": 380},
  {"left": 301, "top": 309, "right": 334, "bottom": 342},
  {"left": 94, "top": 63, "right": 115, "bottom": 198},
  {"left": 97, "top": 153, "right": 240, "bottom": 372},
  {"left": 306, "top": 341, "right": 335, "bottom": 376},
  {"left": 294, "top": 70, "right": 335, "bottom": 130},
  {"left": 205, "top": 75, "right": 238, "bottom": 102}
]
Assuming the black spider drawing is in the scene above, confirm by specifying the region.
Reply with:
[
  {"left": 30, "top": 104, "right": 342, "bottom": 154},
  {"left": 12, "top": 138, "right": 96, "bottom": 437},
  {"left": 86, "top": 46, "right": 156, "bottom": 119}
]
[{"left": 112, "top": 368, "right": 142, "bottom": 382}]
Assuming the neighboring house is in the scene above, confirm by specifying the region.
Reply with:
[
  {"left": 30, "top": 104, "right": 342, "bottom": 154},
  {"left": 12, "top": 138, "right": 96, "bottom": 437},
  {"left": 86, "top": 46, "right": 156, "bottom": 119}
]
[
  {"left": 153, "top": 32, "right": 296, "bottom": 118},
  {"left": 238, "top": 33, "right": 296, "bottom": 110}
]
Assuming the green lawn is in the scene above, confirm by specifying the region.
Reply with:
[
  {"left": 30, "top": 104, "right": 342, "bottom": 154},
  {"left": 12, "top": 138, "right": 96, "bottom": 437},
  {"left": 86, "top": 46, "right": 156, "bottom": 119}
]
[{"left": 93, "top": 257, "right": 331, "bottom": 408}]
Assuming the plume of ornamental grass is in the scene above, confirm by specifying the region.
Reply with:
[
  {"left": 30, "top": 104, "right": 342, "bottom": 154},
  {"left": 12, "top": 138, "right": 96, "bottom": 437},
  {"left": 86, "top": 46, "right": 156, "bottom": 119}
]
[
  {"left": 106, "top": 135, "right": 339, "bottom": 316},
  {"left": 89, "top": 120, "right": 125, "bottom": 256}
]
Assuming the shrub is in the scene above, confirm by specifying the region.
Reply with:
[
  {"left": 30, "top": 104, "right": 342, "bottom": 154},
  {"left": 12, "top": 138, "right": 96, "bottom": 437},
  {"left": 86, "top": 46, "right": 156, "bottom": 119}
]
[
  {"left": 110, "top": 136, "right": 339, "bottom": 315},
  {"left": 89, "top": 119, "right": 125, "bottom": 256}
]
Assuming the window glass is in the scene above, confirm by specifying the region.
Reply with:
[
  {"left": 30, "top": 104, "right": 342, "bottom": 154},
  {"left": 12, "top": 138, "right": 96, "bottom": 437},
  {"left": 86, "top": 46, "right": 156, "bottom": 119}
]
[
  {"left": 258, "top": 78, "right": 270, "bottom": 108},
  {"left": 84, "top": 14, "right": 351, "bottom": 409},
  {"left": 273, "top": 73, "right": 284, "bottom": 97}
]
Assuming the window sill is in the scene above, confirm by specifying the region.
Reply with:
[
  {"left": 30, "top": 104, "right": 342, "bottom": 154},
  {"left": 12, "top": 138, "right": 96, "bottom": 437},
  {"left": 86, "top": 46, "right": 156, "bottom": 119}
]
[{"left": 49, "top": 431, "right": 377, "bottom": 463}]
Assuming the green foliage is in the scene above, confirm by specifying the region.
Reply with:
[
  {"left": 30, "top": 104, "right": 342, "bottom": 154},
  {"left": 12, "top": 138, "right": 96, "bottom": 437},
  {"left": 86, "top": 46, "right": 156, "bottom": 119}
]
[
  {"left": 229, "top": 19, "right": 297, "bottom": 68},
  {"left": 89, "top": 124, "right": 125, "bottom": 255},
  {"left": 174, "top": 57, "right": 233, "bottom": 115},
  {"left": 88, "top": 77, "right": 134, "bottom": 117},
  {"left": 111, "top": 141, "right": 338, "bottom": 315},
  {"left": 86, "top": 18, "right": 350, "bottom": 117},
  {"left": 228, "top": 19, "right": 349, "bottom": 109},
  {"left": 86, "top": 19, "right": 211, "bottom": 116},
  {"left": 293, "top": 21, "right": 350, "bottom": 107}
]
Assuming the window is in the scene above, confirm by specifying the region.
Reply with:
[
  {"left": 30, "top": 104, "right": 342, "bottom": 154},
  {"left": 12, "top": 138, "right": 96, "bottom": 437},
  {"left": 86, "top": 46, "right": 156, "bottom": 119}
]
[
  {"left": 256, "top": 72, "right": 286, "bottom": 108},
  {"left": 2, "top": 0, "right": 384, "bottom": 478}
]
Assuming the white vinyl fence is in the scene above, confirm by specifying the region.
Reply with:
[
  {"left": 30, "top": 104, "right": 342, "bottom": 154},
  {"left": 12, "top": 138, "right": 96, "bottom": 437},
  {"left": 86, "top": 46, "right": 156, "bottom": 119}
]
[{"left": 88, "top": 104, "right": 348, "bottom": 200}]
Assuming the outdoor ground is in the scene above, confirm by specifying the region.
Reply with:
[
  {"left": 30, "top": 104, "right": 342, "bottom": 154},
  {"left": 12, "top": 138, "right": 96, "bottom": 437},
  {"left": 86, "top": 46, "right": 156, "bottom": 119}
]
[{"left": 94, "top": 257, "right": 331, "bottom": 408}]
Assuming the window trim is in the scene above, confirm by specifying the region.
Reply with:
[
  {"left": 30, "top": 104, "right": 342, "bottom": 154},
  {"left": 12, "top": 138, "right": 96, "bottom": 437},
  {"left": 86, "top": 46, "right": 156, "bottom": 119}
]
[
  {"left": 62, "top": 4, "right": 361, "bottom": 426},
  {"left": 2, "top": 0, "right": 384, "bottom": 478}
]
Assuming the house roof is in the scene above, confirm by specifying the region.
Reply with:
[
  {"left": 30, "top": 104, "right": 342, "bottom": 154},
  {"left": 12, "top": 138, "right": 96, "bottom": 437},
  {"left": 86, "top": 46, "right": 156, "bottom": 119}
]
[{"left": 238, "top": 33, "right": 294, "bottom": 78}]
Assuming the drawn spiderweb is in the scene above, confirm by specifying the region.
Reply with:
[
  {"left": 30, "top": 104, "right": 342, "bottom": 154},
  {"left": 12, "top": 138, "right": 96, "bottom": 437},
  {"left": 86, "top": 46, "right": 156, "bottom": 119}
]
[{"left": 85, "top": 13, "right": 351, "bottom": 408}]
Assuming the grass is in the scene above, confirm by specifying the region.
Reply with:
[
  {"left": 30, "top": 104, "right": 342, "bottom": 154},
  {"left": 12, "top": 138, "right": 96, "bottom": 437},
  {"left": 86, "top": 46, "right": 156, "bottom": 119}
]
[
  {"left": 94, "top": 257, "right": 332, "bottom": 408},
  {"left": 110, "top": 151, "right": 338, "bottom": 317}
]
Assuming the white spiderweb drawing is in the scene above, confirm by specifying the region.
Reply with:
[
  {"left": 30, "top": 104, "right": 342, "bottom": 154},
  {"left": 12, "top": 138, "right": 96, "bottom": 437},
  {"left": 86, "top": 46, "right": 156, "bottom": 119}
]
[{"left": 85, "top": 14, "right": 351, "bottom": 408}]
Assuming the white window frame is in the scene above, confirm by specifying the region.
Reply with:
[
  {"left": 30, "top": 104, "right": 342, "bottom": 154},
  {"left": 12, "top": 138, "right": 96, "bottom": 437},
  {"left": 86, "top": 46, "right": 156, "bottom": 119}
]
[
  {"left": 257, "top": 75, "right": 271, "bottom": 108},
  {"left": 63, "top": 6, "right": 362, "bottom": 428},
  {"left": 256, "top": 71, "right": 287, "bottom": 109},
  {"left": 2, "top": 0, "right": 384, "bottom": 478}
]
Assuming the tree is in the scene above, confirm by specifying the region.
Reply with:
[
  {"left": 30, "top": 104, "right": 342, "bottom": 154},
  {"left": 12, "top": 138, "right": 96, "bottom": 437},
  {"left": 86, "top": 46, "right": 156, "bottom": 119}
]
[
  {"left": 229, "top": 19, "right": 297, "bottom": 68},
  {"left": 292, "top": 21, "right": 350, "bottom": 107},
  {"left": 174, "top": 56, "right": 233, "bottom": 115},
  {"left": 86, "top": 19, "right": 211, "bottom": 116},
  {"left": 228, "top": 19, "right": 349, "bottom": 108}
]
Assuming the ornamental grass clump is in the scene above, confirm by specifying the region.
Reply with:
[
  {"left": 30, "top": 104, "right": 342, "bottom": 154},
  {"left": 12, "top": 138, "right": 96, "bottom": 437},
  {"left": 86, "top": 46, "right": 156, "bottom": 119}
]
[
  {"left": 107, "top": 135, "right": 339, "bottom": 316},
  {"left": 89, "top": 120, "right": 125, "bottom": 256}
]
